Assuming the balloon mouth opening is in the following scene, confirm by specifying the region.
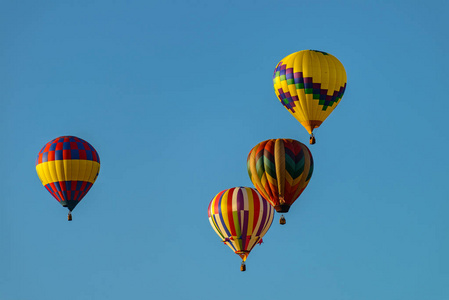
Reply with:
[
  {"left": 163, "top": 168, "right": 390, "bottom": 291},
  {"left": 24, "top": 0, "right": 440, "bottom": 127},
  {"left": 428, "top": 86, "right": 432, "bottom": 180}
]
[
  {"left": 300, "top": 120, "right": 322, "bottom": 134},
  {"left": 236, "top": 251, "right": 249, "bottom": 261},
  {"left": 60, "top": 200, "right": 78, "bottom": 211},
  {"left": 274, "top": 204, "right": 290, "bottom": 213}
]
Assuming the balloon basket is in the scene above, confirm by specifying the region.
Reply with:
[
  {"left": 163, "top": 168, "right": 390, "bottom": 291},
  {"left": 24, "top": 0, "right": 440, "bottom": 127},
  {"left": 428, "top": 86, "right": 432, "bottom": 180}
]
[
  {"left": 280, "top": 215, "right": 286, "bottom": 225},
  {"left": 240, "top": 262, "right": 246, "bottom": 272},
  {"left": 309, "top": 135, "right": 316, "bottom": 145},
  {"left": 68, "top": 212, "right": 72, "bottom": 221}
]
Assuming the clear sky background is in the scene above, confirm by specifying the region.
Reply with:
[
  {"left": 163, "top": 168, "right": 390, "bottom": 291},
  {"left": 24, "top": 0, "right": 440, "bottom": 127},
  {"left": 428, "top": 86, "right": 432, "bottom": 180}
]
[{"left": 1, "top": 1, "right": 448, "bottom": 299}]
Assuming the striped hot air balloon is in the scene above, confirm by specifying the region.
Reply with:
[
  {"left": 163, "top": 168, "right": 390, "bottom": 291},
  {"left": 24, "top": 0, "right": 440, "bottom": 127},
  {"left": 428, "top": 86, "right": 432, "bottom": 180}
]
[
  {"left": 247, "top": 139, "right": 313, "bottom": 224},
  {"left": 35, "top": 136, "right": 100, "bottom": 220},
  {"left": 273, "top": 50, "right": 347, "bottom": 144},
  {"left": 208, "top": 187, "right": 274, "bottom": 271}
]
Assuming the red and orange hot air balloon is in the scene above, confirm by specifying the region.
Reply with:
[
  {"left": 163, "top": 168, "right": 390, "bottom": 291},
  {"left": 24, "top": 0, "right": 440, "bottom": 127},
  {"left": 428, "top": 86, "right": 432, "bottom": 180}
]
[
  {"left": 35, "top": 136, "right": 100, "bottom": 220},
  {"left": 247, "top": 139, "right": 313, "bottom": 224}
]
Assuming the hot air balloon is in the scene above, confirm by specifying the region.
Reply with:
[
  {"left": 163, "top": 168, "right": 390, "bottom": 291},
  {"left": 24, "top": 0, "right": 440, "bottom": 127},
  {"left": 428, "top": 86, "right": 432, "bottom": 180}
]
[
  {"left": 273, "top": 50, "right": 347, "bottom": 144},
  {"left": 247, "top": 139, "right": 313, "bottom": 225},
  {"left": 208, "top": 187, "right": 274, "bottom": 271},
  {"left": 35, "top": 136, "right": 100, "bottom": 221}
]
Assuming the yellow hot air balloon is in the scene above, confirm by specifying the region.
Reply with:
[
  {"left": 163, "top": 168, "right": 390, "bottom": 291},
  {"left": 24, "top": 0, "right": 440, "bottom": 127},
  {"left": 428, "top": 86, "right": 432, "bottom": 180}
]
[{"left": 273, "top": 50, "right": 347, "bottom": 144}]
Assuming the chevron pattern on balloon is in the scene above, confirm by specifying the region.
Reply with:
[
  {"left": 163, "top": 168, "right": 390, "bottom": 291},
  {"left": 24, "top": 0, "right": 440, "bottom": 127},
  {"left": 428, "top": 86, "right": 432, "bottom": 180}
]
[{"left": 247, "top": 139, "right": 313, "bottom": 213}]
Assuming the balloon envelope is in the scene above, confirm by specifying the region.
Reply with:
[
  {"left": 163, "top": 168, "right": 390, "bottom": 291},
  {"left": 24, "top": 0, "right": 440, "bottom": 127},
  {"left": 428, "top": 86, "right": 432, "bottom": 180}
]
[
  {"left": 208, "top": 187, "right": 274, "bottom": 262},
  {"left": 273, "top": 50, "right": 347, "bottom": 135},
  {"left": 35, "top": 136, "right": 100, "bottom": 212},
  {"left": 247, "top": 139, "right": 313, "bottom": 213}
]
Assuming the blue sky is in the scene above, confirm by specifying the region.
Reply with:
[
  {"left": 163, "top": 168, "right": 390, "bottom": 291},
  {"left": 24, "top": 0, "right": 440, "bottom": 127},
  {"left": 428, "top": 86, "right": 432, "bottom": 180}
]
[{"left": 1, "top": 1, "right": 449, "bottom": 299}]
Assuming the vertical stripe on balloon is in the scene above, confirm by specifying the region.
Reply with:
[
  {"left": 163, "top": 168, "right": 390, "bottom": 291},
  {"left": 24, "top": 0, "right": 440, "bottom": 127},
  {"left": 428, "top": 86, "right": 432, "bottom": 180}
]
[{"left": 208, "top": 187, "right": 274, "bottom": 259}]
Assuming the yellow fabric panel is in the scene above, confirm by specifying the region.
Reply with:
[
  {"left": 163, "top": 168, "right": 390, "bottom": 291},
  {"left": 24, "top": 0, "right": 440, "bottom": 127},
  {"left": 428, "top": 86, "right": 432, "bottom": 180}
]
[
  {"left": 63, "top": 160, "right": 71, "bottom": 183},
  {"left": 220, "top": 190, "right": 232, "bottom": 239},
  {"left": 78, "top": 160, "right": 87, "bottom": 182},
  {"left": 313, "top": 52, "right": 328, "bottom": 122},
  {"left": 47, "top": 161, "right": 58, "bottom": 184},
  {"left": 84, "top": 160, "right": 92, "bottom": 183},
  {"left": 308, "top": 51, "right": 321, "bottom": 123},
  {"left": 36, "top": 164, "right": 49, "bottom": 186},
  {"left": 88, "top": 163, "right": 100, "bottom": 182},
  {"left": 317, "top": 55, "right": 334, "bottom": 122},
  {"left": 331, "top": 54, "right": 346, "bottom": 120},
  {"left": 71, "top": 159, "right": 80, "bottom": 183},
  {"left": 335, "top": 55, "right": 347, "bottom": 86},
  {"left": 326, "top": 54, "right": 337, "bottom": 95},
  {"left": 300, "top": 51, "right": 312, "bottom": 122},
  {"left": 55, "top": 159, "right": 65, "bottom": 183},
  {"left": 318, "top": 52, "right": 330, "bottom": 90},
  {"left": 247, "top": 188, "right": 254, "bottom": 236},
  {"left": 274, "top": 139, "right": 285, "bottom": 198},
  {"left": 36, "top": 160, "right": 100, "bottom": 185},
  {"left": 293, "top": 52, "right": 310, "bottom": 120}
]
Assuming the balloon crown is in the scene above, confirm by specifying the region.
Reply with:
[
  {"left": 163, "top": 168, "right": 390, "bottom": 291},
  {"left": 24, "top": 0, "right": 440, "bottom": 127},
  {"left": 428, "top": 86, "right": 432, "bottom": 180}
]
[{"left": 309, "top": 49, "right": 329, "bottom": 55}]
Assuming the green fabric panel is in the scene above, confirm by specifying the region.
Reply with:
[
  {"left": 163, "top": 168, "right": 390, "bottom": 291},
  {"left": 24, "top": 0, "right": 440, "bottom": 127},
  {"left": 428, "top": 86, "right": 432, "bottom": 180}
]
[
  {"left": 294, "top": 156, "right": 305, "bottom": 178},
  {"left": 263, "top": 156, "right": 277, "bottom": 179},
  {"left": 285, "top": 155, "right": 296, "bottom": 178},
  {"left": 232, "top": 211, "right": 241, "bottom": 239},
  {"left": 305, "top": 160, "right": 314, "bottom": 182},
  {"left": 256, "top": 157, "right": 265, "bottom": 180}
]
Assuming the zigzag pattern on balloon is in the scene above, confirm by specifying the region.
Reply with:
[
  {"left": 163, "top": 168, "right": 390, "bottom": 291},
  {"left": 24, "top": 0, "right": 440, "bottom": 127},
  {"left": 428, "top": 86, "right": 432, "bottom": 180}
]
[
  {"left": 272, "top": 50, "right": 347, "bottom": 136},
  {"left": 273, "top": 65, "right": 346, "bottom": 112},
  {"left": 247, "top": 139, "right": 313, "bottom": 212}
]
